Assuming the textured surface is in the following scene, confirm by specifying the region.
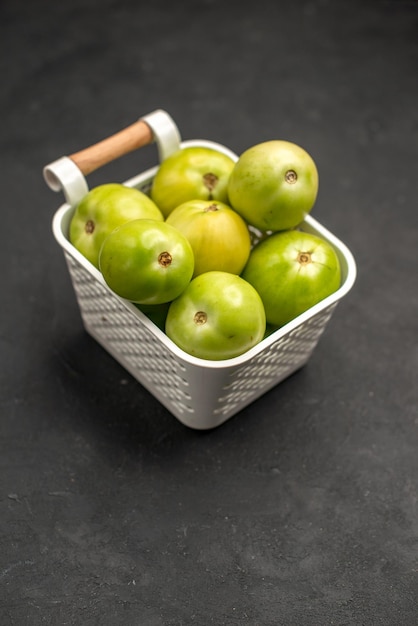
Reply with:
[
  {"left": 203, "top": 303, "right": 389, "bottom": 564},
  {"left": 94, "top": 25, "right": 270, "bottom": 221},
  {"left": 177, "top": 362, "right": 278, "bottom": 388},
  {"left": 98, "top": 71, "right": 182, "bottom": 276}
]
[
  {"left": 2, "top": 0, "right": 418, "bottom": 624},
  {"left": 64, "top": 229, "right": 341, "bottom": 427}
]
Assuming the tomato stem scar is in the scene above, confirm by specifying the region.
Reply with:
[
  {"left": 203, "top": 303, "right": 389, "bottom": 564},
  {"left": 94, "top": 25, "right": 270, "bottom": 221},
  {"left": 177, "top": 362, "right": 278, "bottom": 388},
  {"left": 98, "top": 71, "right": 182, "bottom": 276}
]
[
  {"left": 194, "top": 311, "right": 207, "bottom": 325},
  {"left": 203, "top": 173, "right": 218, "bottom": 191},
  {"left": 158, "top": 251, "right": 172, "bottom": 267},
  {"left": 298, "top": 251, "right": 312, "bottom": 264},
  {"left": 285, "top": 169, "right": 297, "bottom": 184},
  {"left": 85, "top": 219, "right": 95, "bottom": 234},
  {"left": 204, "top": 203, "right": 219, "bottom": 212}
]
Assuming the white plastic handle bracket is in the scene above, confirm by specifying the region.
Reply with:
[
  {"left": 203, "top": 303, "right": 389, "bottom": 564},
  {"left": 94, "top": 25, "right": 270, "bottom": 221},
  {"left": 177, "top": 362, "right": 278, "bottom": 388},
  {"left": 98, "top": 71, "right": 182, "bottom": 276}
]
[
  {"left": 43, "top": 157, "right": 89, "bottom": 208},
  {"left": 140, "top": 109, "right": 181, "bottom": 161}
]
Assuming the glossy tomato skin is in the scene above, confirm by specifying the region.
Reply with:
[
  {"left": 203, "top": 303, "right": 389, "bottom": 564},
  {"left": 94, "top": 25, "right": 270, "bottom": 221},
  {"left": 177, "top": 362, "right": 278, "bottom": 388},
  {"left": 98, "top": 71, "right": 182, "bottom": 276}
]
[
  {"left": 227, "top": 141, "right": 319, "bottom": 232},
  {"left": 242, "top": 230, "right": 341, "bottom": 327},
  {"left": 150, "top": 147, "right": 235, "bottom": 218},
  {"left": 69, "top": 183, "right": 163, "bottom": 268},
  {"left": 165, "top": 199, "right": 251, "bottom": 277},
  {"left": 165, "top": 271, "right": 266, "bottom": 361},
  {"left": 99, "top": 219, "right": 194, "bottom": 305}
]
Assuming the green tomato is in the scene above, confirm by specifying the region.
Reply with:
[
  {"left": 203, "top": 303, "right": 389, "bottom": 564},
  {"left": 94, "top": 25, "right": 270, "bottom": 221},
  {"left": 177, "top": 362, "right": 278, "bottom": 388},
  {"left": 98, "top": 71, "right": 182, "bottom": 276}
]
[
  {"left": 242, "top": 229, "right": 341, "bottom": 327},
  {"left": 150, "top": 146, "right": 235, "bottom": 218},
  {"left": 165, "top": 199, "right": 251, "bottom": 277},
  {"left": 227, "top": 140, "right": 319, "bottom": 232},
  {"left": 165, "top": 271, "right": 266, "bottom": 361},
  {"left": 99, "top": 219, "right": 194, "bottom": 305},
  {"left": 69, "top": 183, "right": 163, "bottom": 267}
]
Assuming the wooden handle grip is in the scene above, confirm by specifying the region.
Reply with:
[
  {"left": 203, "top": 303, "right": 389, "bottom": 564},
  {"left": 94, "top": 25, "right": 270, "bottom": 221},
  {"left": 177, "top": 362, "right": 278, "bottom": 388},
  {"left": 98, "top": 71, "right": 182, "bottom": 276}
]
[{"left": 69, "top": 118, "right": 154, "bottom": 176}]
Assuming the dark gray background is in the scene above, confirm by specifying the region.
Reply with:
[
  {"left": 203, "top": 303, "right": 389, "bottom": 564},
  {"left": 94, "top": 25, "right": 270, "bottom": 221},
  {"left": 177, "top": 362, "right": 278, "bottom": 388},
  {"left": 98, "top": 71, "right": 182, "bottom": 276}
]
[{"left": 1, "top": 1, "right": 417, "bottom": 624}]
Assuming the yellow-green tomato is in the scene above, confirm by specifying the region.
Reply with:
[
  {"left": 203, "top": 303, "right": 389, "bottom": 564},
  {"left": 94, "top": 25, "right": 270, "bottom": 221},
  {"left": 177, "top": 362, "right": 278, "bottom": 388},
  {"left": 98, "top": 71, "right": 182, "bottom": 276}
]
[
  {"left": 99, "top": 219, "right": 194, "bottom": 305},
  {"left": 228, "top": 140, "right": 319, "bottom": 232},
  {"left": 242, "top": 230, "right": 341, "bottom": 327},
  {"left": 165, "top": 271, "right": 266, "bottom": 361},
  {"left": 150, "top": 147, "right": 236, "bottom": 218},
  {"left": 69, "top": 183, "right": 163, "bottom": 268},
  {"left": 165, "top": 200, "right": 251, "bottom": 277}
]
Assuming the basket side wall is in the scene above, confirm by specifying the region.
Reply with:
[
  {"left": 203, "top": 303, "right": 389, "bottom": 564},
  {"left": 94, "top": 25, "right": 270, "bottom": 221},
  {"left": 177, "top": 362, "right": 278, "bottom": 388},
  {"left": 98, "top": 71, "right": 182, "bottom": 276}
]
[{"left": 64, "top": 251, "right": 336, "bottom": 429}]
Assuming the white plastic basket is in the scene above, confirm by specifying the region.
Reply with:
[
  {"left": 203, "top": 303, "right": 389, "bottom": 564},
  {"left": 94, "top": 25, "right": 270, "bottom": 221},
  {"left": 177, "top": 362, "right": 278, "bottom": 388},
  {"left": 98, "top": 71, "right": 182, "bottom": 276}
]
[{"left": 44, "top": 110, "right": 356, "bottom": 430}]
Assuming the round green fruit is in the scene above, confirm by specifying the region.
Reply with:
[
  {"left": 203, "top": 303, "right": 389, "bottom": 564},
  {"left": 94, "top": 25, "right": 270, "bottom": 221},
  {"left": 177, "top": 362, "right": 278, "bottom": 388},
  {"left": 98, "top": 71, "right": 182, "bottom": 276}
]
[
  {"left": 165, "top": 199, "right": 251, "bottom": 277},
  {"left": 241, "top": 229, "right": 341, "bottom": 327},
  {"left": 165, "top": 271, "right": 266, "bottom": 361},
  {"left": 99, "top": 219, "right": 194, "bottom": 305},
  {"left": 150, "top": 146, "right": 236, "bottom": 218},
  {"left": 69, "top": 183, "right": 163, "bottom": 268},
  {"left": 227, "top": 140, "right": 319, "bottom": 232}
]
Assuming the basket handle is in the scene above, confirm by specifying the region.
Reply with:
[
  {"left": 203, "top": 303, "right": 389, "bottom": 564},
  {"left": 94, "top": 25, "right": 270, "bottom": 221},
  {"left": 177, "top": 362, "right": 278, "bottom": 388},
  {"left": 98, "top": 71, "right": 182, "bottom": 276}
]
[
  {"left": 43, "top": 109, "right": 181, "bottom": 206},
  {"left": 69, "top": 118, "right": 154, "bottom": 176}
]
